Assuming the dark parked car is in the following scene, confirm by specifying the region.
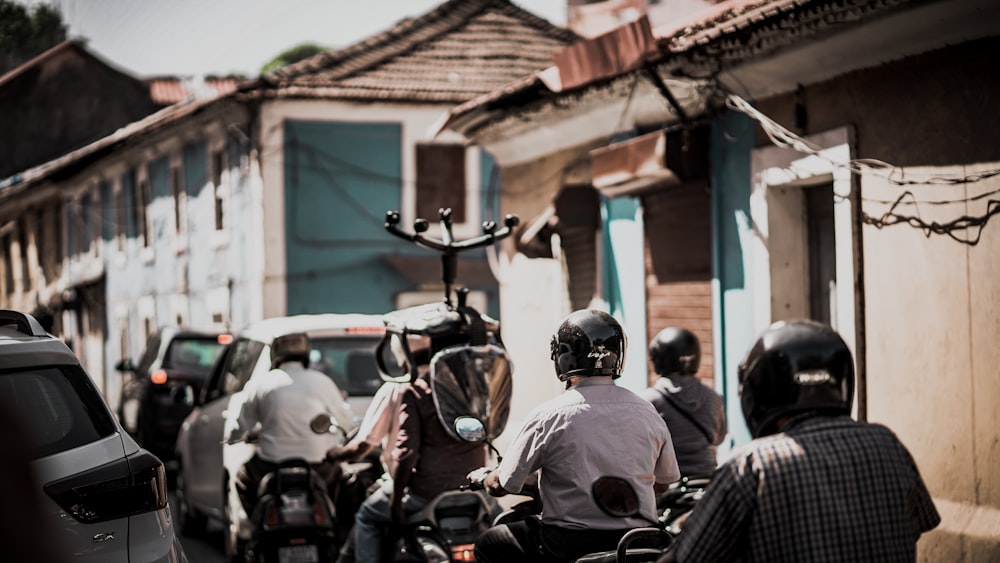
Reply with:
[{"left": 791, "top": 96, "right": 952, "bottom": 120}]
[{"left": 117, "top": 326, "right": 231, "bottom": 465}]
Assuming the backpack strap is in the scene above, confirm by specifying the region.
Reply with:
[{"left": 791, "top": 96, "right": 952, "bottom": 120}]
[{"left": 654, "top": 382, "right": 715, "bottom": 444}]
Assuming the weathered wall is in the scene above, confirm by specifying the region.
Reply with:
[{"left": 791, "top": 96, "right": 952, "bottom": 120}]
[
  {"left": 643, "top": 180, "right": 714, "bottom": 386},
  {"left": 757, "top": 36, "right": 1000, "bottom": 560}
]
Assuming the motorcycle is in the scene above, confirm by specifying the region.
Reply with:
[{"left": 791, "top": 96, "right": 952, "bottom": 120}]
[
  {"left": 244, "top": 457, "right": 339, "bottom": 563},
  {"left": 371, "top": 401, "right": 504, "bottom": 562},
  {"left": 657, "top": 475, "right": 710, "bottom": 535},
  {"left": 573, "top": 476, "right": 710, "bottom": 563},
  {"left": 382, "top": 486, "right": 495, "bottom": 563},
  {"left": 461, "top": 414, "right": 699, "bottom": 563},
  {"left": 239, "top": 414, "right": 348, "bottom": 563}
]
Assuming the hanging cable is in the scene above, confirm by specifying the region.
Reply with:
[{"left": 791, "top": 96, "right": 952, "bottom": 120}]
[{"left": 725, "top": 93, "right": 1000, "bottom": 245}]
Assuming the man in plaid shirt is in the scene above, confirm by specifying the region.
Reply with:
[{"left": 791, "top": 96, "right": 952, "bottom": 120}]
[{"left": 660, "top": 320, "right": 940, "bottom": 562}]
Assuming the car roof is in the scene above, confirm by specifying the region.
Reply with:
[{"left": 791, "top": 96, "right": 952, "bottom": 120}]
[
  {"left": 0, "top": 314, "right": 79, "bottom": 369},
  {"left": 239, "top": 313, "right": 385, "bottom": 343}
]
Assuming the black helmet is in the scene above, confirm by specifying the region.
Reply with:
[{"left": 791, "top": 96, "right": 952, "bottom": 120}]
[
  {"left": 271, "top": 332, "right": 311, "bottom": 369},
  {"left": 550, "top": 309, "right": 626, "bottom": 381},
  {"left": 738, "top": 319, "right": 854, "bottom": 438},
  {"left": 649, "top": 327, "right": 701, "bottom": 376}
]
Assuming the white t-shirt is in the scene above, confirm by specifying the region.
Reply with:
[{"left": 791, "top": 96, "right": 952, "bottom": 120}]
[
  {"left": 497, "top": 377, "right": 679, "bottom": 530},
  {"left": 233, "top": 362, "right": 354, "bottom": 463}
]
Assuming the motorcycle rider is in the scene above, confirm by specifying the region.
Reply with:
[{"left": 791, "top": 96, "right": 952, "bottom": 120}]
[
  {"left": 641, "top": 327, "right": 726, "bottom": 478},
  {"left": 326, "top": 334, "right": 424, "bottom": 563},
  {"left": 658, "top": 319, "right": 941, "bottom": 562},
  {"left": 325, "top": 333, "right": 429, "bottom": 475},
  {"left": 349, "top": 305, "right": 496, "bottom": 563},
  {"left": 229, "top": 332, "right": 354, "bottom": 519},
  {"left": 470, "top": 309, "right": 680, "bottom": 563}
]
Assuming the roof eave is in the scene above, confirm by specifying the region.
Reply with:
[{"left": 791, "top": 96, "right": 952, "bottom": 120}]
[{"left": 436, "top": 0, "right": 1000, "bottom": 165}]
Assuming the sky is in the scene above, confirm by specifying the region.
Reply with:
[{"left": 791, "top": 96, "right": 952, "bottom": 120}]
[{"left": 20, "top": 0, "right": 567, "bottom": 78}]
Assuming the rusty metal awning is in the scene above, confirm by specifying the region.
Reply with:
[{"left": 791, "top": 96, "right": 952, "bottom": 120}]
[{"left": 590, "top": 130, "right": 680, "bottom": 198}]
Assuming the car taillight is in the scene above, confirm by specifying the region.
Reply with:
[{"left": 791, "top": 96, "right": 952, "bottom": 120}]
[
  {"left": 43, "top": 449, "right": 168, "bottom": 523},
  {"left": 150, "top": 369, "right": 168, "bottom": 384}
]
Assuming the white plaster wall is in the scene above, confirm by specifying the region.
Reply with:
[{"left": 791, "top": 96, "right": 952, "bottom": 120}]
[
  {"left": 862, "top": 162, "right": 1000, "bottom": 559},
  {"left": 749, "top": 128, "right": 858, "bottom": 354},
  {"left": 494, "top": 252, "right": 567, "bottom": 452}
]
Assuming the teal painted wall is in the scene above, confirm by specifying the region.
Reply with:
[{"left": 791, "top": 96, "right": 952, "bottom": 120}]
[
  {"left": 711, "top": 110, "right": 756, "bottom": 450},
  {"left": 602, "top": 196, "right": 648, "bottom": 394},
  {"left": 283, "top": 120, "right": 499, "bottom": 317}
]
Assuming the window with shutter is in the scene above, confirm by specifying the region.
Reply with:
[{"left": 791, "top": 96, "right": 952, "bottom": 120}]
[{"left": 416, "top": 143, "right": 466, "bottom": 223}]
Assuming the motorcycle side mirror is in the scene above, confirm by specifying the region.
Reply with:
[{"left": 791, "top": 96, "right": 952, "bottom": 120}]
[
  {"left": 592, "top": 476, "right": 641, "bottom": 518},
  {"left": 454, "top": 416, "right": 487, "bottom": 442},
  {"left": 310, "top": 413, "right": 333, "bottom": 434},
  {"left": 375, "top": 332, "right": 413, "bottom": 383},
  {"left": 455, "top": 416, "right": 503, "bottom": 462},
  {"left": 310, "top": 413, "right": 348, "bottom": 442}
]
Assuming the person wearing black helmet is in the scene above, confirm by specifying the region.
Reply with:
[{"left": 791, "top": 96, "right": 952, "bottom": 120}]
[
  {"left": 470, "top": 309, "right": 680, "bottom": 563},
  {"left": 658, "top": 319, "right": 940, "bottom": 563},
  {"left": 229, "top": 332, "right": 354, "bottom": 520},
  {"left": 642, "top": 327, "right": 727, "bottom": 479}
]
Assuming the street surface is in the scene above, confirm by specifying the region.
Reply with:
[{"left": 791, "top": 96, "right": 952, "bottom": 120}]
[{"left": 169, "top": 492, "right": 225, "bottom": 563}]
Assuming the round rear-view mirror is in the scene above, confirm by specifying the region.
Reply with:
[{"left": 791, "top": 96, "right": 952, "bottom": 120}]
[
  {"left": 309, "top": 413, "right": 332, "bottom": 435},
  {"left": 454, "top": 416, "right": 487, "bottom": 443}
]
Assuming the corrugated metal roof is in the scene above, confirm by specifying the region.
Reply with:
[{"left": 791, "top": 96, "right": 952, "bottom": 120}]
[{"left": 258, "top": 0, "right": 579, "bottom": 103}]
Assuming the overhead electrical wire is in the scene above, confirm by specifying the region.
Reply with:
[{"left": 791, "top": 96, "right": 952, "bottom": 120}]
[{"left": 725, "top": 93, "right": 1000, "bottom": 246}]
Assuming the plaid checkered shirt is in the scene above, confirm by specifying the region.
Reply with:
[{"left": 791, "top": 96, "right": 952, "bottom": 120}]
[{"left": 671, "top": 415, "right": 940, "bottom": 562}]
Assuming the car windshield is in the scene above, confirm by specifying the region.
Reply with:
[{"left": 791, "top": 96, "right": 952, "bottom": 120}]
[
  {"left": 164, "top": 337, "right": 227, "bottom": 374},
  {"left": 308, "top": 336, "right": 383, "bottom": 397},
  {"left": 0, "top": 365, "right": 117, "bottom": 459}
]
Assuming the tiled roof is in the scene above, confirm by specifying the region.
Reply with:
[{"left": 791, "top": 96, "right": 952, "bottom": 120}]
[
  {"left": 436, "top": 0, "right": 926, "bottom": 136},
  {"left": 655, "top": 0, "right": 919, "bottom": 62},
  {"left": 147, "top": 76, "right": 243, "bottom": 104},
  {"left": 257, "top": 0, "right": 579, "bottom": 103}
]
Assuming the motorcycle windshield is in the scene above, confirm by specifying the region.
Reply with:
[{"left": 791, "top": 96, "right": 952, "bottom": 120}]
[{"left": 429, "top": 344, "right": 512, "bottom": 442}]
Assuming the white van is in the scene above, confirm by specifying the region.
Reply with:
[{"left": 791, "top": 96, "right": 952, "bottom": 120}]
[{"left": 173, "top": 313, "right": 385, "bottom": 560}]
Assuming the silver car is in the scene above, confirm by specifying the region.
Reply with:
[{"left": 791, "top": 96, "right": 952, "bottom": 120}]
[
  {"left": 0, "top": 310, "right": 187, "bottom": 562},
  {"left": 173, "top": 313, "right": 385, "bottom": 561}
]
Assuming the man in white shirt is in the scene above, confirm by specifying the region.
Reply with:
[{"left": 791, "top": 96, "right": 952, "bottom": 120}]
[
  {"left": 230, "top": 332, "right": 354, "bottom": 518},
  {"left": 469, "top": 310, "right": 680, "bottom": 562}
]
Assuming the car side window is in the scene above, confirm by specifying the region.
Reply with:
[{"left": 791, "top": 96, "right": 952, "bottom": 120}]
[{"left": 222, "top": 339, "right": 264, "bottom": 395}]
